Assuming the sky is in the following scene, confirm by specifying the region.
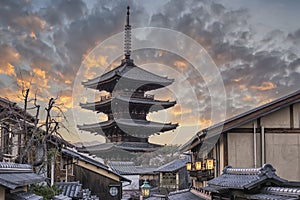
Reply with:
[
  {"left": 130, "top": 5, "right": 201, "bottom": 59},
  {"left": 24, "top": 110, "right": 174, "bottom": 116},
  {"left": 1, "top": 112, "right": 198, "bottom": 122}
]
[{"left": 1, "top": 0, "right": 300, "bottom": 145}]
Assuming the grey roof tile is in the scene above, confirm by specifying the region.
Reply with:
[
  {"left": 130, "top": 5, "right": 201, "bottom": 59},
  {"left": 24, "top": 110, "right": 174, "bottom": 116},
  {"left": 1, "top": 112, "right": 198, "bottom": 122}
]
[
  {"left": 61, "top": 148, "right": 131, "bottom": 182},
  {"left": 108, "top": 161, "right": 157, "bottom": 175},
  {"left": 206, "top": 164, "right": 287, "bottom": 191},
  {"left": 155, "top": 156, "right": 190, "bottom": 172},
  {"left": 0, "top": 162, "right": 45, "bottom": 189},
  {"left": 7, "top": 191, "right": 43, "bottom": 200},
  {"left": 83, "top": 60, "right": 174, "bottom": 89},
  {"left": 56, "top": 182, "right": 82, "bottom": 198}
]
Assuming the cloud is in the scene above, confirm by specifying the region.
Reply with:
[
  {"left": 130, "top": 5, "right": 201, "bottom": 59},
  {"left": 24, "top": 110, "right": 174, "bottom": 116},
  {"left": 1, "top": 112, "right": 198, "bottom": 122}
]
[
  {"left": 251, "top": 81, "right": 276, "bottom": 91},
  {"left": 1, "top": 0, "right": 300, "bottom": 144}
]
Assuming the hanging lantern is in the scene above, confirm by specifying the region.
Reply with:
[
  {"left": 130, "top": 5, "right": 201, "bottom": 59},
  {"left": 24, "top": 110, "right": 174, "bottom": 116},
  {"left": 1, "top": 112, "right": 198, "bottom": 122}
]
[
  {"left": 206, "top": 159, "right": 214, "bottom": 170},
  {"left": 195, "top": 161, "right": 202, "bottom": 171},
  {"left": 186, "top": 162, "right": 192, "bottom": 171}
]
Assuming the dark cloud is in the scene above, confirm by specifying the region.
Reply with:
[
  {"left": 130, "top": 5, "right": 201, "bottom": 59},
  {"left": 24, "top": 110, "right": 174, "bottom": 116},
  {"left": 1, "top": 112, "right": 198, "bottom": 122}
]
[
  {"left": 148, "top": 0, "right": 300, "bottom": 118},
  {"left": 0, "top": 0, "right": 300, "bottom": 138},
  {"left": 287, "top": 29, "right": 300, "bottom": 44}
]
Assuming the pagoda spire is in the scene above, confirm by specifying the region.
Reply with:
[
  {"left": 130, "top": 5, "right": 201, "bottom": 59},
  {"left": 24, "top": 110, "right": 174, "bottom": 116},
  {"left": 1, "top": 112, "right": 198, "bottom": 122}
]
[{"left": 124, "top": 6, "right": 131, "bottom": 59}]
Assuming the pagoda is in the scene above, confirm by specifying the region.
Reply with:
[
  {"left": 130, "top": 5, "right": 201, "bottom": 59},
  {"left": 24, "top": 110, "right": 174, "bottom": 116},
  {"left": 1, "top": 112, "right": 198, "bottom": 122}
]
[{"left": 77, "top": 7, "right": 178, "bottom": 153}]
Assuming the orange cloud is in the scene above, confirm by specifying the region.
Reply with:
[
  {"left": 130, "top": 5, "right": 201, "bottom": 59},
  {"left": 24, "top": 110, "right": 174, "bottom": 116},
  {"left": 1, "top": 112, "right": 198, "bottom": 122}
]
[
  {"left": 231, "top": 77, "right": 242, "bottom": 83},
  {"left": 29, "top": 31, "right": 37, "bottom": 39},
  {"left": 57, "top": 95, "right": 73, "bottom": 109},
  {"left": 242, "top": 95, "right": 253, "bottom": 101},
  {"left": 174, "top": 61, "right": 187, "bottom": 71},
  {"left": 33, "top": 68, "right": 46, "bottom": 79},
  {"left": 82, "top": 54, "right": 108, "bottom": 80},
  {"left": 251, "top": 81, "right": 276, "bottom": 91},
  {"left": 0, "top": 63, "right": 16, "bottom": 77},
  {"left": 171, "top": 104, "right": 192, "bottom": 116},
  {"left": 198, "top": 118, "right": 212, "bottom": 128}
]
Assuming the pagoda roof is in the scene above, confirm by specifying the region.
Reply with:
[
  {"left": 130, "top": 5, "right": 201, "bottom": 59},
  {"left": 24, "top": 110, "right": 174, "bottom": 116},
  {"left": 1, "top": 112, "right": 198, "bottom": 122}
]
[
  {"left": 77, "top": 141, "right": 162, "bottom": 155},
  {"left": 80, "top": 95, "right": 176, "bottom": 112},
  {"left": 77, "top": 119, "right": 178, "bottom": 138},
  {"left": 108, "top": 161, "right": 157, "bottom": 175},
  {"left": 82, "top": 59, "right": 174, "bottom": 91}
]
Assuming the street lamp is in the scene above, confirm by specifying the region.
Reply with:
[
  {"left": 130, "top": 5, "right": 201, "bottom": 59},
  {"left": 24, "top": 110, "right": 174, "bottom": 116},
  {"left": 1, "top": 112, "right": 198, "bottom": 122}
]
[{"left": 141, "top": 180, "right": 151, "bottom": 198}]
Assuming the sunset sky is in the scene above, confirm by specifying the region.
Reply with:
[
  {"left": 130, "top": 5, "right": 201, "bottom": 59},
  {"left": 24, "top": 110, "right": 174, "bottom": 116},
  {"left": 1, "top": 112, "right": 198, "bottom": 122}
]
[{"left": 1, "top": 0, "right": 300, "bottom": 145}]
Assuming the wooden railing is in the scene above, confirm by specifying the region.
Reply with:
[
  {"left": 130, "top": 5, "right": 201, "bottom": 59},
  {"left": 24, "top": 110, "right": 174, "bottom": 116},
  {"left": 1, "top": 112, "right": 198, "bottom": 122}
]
[{"left": 98, "top": 92, "right": 154, "bottom": 101}]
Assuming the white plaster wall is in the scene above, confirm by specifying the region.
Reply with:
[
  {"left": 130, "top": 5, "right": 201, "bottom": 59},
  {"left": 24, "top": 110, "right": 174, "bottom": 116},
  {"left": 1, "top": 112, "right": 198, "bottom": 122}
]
[
  {"left": 294, "top": 103, "right": 300, "bottom": 128},
  {"left": 261, "top": 107, "right": 290, "bottom": 128},
  {"left": 265, "top": 133, "right": 300, "bottom": 181},
  {"left": 227, "top": 133, "right": 254, "bottom": 168}
]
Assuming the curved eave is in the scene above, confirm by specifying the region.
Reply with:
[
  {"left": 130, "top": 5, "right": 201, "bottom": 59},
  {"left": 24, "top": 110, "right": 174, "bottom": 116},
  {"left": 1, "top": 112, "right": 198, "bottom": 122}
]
[
  {"left": 82, "top": 75, "right": 174, "bottom": 92},
  {"left": 117, "top": 76, "right": 174, "bottom": 91},
  {"left": 116, "top": 142, "right": 162, "bottom": 152},
  {"left": 82, "top": 74, "right": 119, "bottom": 91},
  {"left": 116, "top": 119, "right": 178, "bottom": 133},
  {"left": 80, "top": 97, "right": 176, "bottom": 112},
  {"left": 77, "top": 119, "right": 178, "bottom": 137}
]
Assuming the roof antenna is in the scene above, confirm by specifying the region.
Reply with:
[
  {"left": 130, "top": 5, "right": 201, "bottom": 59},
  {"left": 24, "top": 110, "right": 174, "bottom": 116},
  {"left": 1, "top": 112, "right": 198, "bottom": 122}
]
[{"left": 124, "top": 6, "right": 131, "bottom": 59}]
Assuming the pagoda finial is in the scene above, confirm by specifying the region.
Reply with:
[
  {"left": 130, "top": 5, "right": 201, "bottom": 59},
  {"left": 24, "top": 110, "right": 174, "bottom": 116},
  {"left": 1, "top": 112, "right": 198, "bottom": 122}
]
[{"left": 124, "top": 6, "right": 131, "bottom": 59}]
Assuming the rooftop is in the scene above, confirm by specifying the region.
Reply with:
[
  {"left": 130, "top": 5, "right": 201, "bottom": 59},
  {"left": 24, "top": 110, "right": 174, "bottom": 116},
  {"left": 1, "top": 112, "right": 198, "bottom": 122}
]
[
  {"left": 155, "top": 156, "right": 190, "bottom": 172},
  {"left": 6, "top": 191, "right": 42, "bottom": 200},
  {"left": 205, "top": 164, "right": 287, "bottom": 192},
  {"left": 78, "top": 119, "right": 178, "bottom": 137},
  {"left": 61, "top": 148, "right": 131, "bottom": 183},
  {"left": 0, "top": 162, "right": 45, "bottom": 189},
  {"left": 56, "top": 181, "right": 82, "bottom": 198},
  {"left": 108, "top": 161, "right": 157, "bottom": 175},
  {"left": 80, "top": 95, "right": 176, "bottom": 112},
  {"left": 82, "top": 60, "right": 174, "bottom": 91}
]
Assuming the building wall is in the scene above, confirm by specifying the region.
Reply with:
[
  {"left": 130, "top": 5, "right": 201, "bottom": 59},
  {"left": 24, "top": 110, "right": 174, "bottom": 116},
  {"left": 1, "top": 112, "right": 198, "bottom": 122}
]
[
  {"left": 226, "top": 105, "right": 300, "bottom": 180},
  {"left": 293, "top": 103, "right": 300, "bottom": 128},
  {"left": 0, "top": 186, "right": 5, "bottom": 200},
  {"left": 227, "top": 133, "right": 254, "bottom": 168},
  {"left": 265, "top": 133, "right": 300, "bottom": 181},
  {"left": 260, "top": 106, "right": 290, "bottom": 128},
  {"left": 74, "top": 165, "right": 122, "bottom": 200}
]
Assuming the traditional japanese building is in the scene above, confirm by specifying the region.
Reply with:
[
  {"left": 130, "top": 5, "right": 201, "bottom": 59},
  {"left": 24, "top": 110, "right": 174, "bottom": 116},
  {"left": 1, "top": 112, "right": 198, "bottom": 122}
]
[
  {"left": 181, "top": 89, "right": 300, "bottom": 188},
  {"left": 77, "top": 7, "right": 178, "bottom": 153}
]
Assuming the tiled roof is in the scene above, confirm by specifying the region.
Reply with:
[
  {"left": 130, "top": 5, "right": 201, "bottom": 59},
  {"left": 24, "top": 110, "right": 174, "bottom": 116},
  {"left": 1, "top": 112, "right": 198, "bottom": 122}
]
[
  {"left": 6, "top": 191, "right": 43, "bottom": 200},
  {"left": 0, "top": 162, "right": 32, "bottom": 170},
  {"left": 108, "top": 161, "right": 157, "bottom": 175},
  {"left": 80, "top": 96, "right": 176, "bottom": 112},
  {"left": 0, "top": 97, "right": 35, "bottom": 123},
  {"left": 246, "top": 187, "right": 300, "bottom": 199},
  {"left": 55, "top": 182, "right": 100, "bottom": 200},
  {"left": 53, "top": 194, "right": 72, "bottom": 200},
  {"left": 82, "top": 59, "right": 174, "bottom": 90},
  {"left": 168, "top": 189, "right": 205, "bottom": 200},
  {"left": 206, "top": 164, "right": 287, "bottom": 191},
  {"left": 56, "top": 182, "right": 82, "bottom": 198},
  {"left": 78, "top": 119, "right": 178, "bottom": 137},
  {"left": 61, "top": 148, "right": 131, "bottom": 183},
  {"left": 155, "top": 156, "right": 190, "bottom": 172},
  {"left": 0, "top": 162, "right": 45, "bottom": 189}
]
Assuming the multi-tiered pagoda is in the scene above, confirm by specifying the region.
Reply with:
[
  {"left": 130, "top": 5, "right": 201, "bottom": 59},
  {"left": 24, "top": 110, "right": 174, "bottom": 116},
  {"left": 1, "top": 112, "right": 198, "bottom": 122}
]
[{"left": 77, "top": 7, "right": 178, "bottom": 154}]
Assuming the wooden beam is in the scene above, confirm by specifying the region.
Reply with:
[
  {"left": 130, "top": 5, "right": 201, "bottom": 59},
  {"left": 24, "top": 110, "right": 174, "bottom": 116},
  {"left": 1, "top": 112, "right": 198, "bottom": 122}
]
[
  {"left": 223, "top": 133, "right": 228, "bottom": 167},
  {"left": 290, "top": 105, "right": 294, "bottom": 128},
  {"left": 230, "top": 127, "right": 300, "bottom": 133}
]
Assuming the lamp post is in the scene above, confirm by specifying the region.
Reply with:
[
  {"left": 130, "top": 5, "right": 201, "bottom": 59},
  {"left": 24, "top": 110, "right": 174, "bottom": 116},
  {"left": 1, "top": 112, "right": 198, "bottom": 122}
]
[{"left": 141, "top": 180, "right": 151, "bottom": 198}]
